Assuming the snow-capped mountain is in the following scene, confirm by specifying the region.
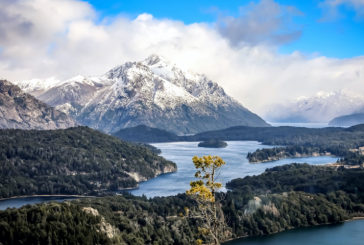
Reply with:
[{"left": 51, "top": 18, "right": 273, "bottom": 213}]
[
  {"left": 265, "top": 89, "right": 364, "bottom": 123},
  {"left": 14, "top": 54, "right": 270, "bottom": 134}
]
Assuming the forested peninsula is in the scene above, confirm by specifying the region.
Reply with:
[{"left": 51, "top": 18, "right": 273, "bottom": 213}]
[
  {"left": 2, "top": 163, "right": 364, "bottom": 245},
  {"left": 0, "top": 127, "right": 176, "bottom": 199},
  {"left": 247, "top": 146, "right": 339, "bottom": 163}
]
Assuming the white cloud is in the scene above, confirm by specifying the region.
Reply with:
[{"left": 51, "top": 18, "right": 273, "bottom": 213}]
[
  {"left": 216, "top": 0, "right": 304, "bottom": 47},
  {"left": 0, "top": 0, "right": 363, "bottom": 116}
]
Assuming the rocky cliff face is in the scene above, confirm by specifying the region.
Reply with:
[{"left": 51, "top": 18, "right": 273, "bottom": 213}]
[
  {"left": 14, "top": 54, "right": 270, "bottom": 134},
  {"left": 0, "top": 80, "right": 77, "bottom": 130}
]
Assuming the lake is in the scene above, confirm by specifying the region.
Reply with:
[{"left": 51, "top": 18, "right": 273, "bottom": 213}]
[
  {"left": 0, "top": 196, "right": 79, "bottom": 210},
  {"left": 0, "top": 141, "right": 337, "bottom": 209},
  {"left": 130, "top": 141, "right": 337, "bottom": 197},
  {"left": 225, "top": 219, "right": 364, "bottom": 245}
]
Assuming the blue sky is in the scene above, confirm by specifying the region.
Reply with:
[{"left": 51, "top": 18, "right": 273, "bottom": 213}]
[{"left": 85, "top": 0, "right": 364, "bottom": 59}]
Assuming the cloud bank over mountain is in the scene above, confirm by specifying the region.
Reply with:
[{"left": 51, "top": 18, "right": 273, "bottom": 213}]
[{"left": 0, "top": 0, "right": 363, "bottom": 115}]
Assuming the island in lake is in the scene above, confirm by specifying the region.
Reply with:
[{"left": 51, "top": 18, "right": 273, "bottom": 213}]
[{"left": 198, "top": 139, "right": 228, "bottom": 148}]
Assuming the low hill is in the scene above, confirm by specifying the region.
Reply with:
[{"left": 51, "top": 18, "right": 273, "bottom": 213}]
[
  {"left": 329, "top": 113, "right": 364, "bottom": 127},
  {"left": 0, "top": 126, "right": 176, "bottom": 198},
  {"left": 198, "top": 139, "right": 228, "bottom": 148},
  {"left": 113, "top": 125, "right": 345, "bottom": 143},
  {"left": 113, "top": 124, "right": 179, "bottom": 142},
  {"left": 0, "top": 80, "right": 77, "bottom": 130}
]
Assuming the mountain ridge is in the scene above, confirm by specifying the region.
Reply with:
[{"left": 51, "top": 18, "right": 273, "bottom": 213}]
[
  {"left": 329, "top": 113, "right": 364, "bottom": 127},
  {"left": 14, "top": 54, "right": 270, "bottom": 134},
  {"left": 0, "top": 79, "right": 78, "bottom": 130},
  {"left": 265, "top": 89, "right": 364, "bottom": 123}
]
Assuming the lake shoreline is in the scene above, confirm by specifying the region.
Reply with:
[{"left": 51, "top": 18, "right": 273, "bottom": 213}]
[
  {"left": 223, "top": 217, "right": 364, "bottom": 244},
  {"left": 249, "top": 154, "right": 337, "bottom": 164},
  {"left": 0, "top": 194, "right": 93, "bottom": 202}
]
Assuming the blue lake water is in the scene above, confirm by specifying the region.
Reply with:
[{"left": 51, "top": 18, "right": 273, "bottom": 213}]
[
  {"left": 130, "top": 141, "right": 337, "bottom": 197},
  {"left": 225, "top": 219, "right": 364, "bottom": 245},
  {"left": 0, "top": 196, "right": 79, "bottom": 210}
]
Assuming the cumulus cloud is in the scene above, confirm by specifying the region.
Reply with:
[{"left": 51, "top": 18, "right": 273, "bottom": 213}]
[
  {"left": 0, "top": 0, "right": 363, "bottom": 116},
  {"left": 216, "top": 0, "right": 304, "bottom": 47}
]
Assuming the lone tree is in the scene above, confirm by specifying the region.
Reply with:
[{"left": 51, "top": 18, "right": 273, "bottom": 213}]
[{"left": 183, "top": 155, "right": 227, "bottom": 245}]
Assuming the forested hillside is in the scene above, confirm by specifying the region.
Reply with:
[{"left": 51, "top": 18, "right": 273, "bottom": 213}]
[
  {"left": 261, "top": 124, "right": 364, "bottom": 148},
  {"left": 2, "top": 164, "right": 364, "bottom": 245},
  {"left": 116, "top": 124, "right": 364, "bottom": 149},
  {"left": 0, "top": 127, "right": 176, "bottom": 198},
  {"left": 247, "top": 146, "right": 349, "bottom": 163}
]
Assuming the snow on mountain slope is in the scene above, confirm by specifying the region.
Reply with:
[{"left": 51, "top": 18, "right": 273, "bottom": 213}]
[
  {"left": 13, "top": 77, "right": 62, "bottom": 95},
  {"left": 14, "top": 54, "right": 270, "bottom": 134},
  {"left": 265, "top": 89, "right": 364, "bottom": 123}
]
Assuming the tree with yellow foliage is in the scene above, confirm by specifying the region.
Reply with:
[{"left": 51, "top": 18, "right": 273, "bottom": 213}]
[{"left": 182, "top": 155, "right": 227, "bottom": 245}]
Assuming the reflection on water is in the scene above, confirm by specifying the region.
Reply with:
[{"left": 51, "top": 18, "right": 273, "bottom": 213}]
[
  {"left": 130, "top": 141, "right": 337, "bottom": 197},
  {"left": 224, "top": 220, "right": 364, "bottom": 245}
]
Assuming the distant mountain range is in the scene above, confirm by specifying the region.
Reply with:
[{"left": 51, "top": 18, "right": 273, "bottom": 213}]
[
  {"left": 0, "top": 80, "right": 77, "bottom": 130},
  {"left": 13, "top": 54, "right": 270, "bottom": 134},
  {"left": 265, "top": 90, "right": 364, "bottom": 123},
  {"left": 329, "top": 113, "right": 364, "bottom": 127}
]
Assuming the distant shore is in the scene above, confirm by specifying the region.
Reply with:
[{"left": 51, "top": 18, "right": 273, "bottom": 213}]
[
  {"left": 223, "top": 216, "right": 364, "bottom": 244},
  {"left": 250, "top": 154, "right": 337, "bottom": 164},
  {"left": 0, "top": 194, "right": 93, "bottom": 202}
]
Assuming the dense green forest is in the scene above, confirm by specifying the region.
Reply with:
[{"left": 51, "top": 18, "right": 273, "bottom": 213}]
[
  {"left": 113, "top": 125, "right": 180, "bottom": 143},
  {"left": 3, "top": 164, "right": 364, "bottom": 245},
  {"left": 0, "top": 127, "right": 176, "bottom": 199},
  {"left": 261, "top": 124, "right": 364, "bottom": 148},
  {"left": 227, "top": 163, "right": 364, "bottom": 197},
  {"left": 247, "top": 146, "right": 352, "bottom": 163}
]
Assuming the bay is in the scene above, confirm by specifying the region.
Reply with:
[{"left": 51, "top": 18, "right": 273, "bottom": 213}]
[{"left": 225, "top": 219, "right": 364, "bottom": 245}]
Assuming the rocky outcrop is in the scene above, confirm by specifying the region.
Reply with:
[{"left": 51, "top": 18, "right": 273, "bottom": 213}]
[
  {"left": 125, "top": 162, "right": 177, "bottom": 182},
  {"left": 83, "top": 207, "right": 118, "bottom": 239},
  {"left": 14, "top": 54, "right": 270, "bottom": 134},
  {"left": 0, "top": 80, "right": 77, "bottom": 130}
]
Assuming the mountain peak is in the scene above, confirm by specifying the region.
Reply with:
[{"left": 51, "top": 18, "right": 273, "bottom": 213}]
[
  {"left": 14, "top": 55, "right": 270, "bottom": 134},
  {"left": 143, "top": 54, "right": 171, "bottom": 67},
  {"left": 67, "top": 74, "right": 86, "bottom": 82}
]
